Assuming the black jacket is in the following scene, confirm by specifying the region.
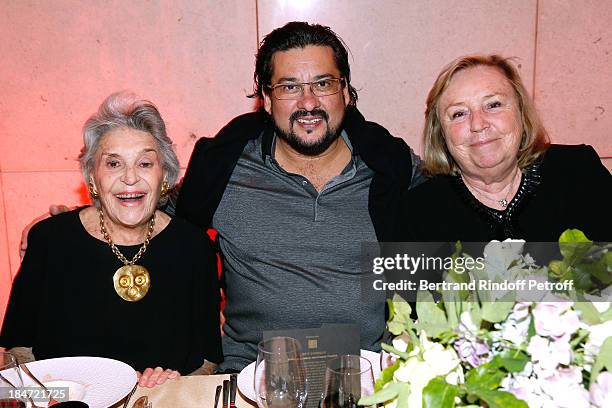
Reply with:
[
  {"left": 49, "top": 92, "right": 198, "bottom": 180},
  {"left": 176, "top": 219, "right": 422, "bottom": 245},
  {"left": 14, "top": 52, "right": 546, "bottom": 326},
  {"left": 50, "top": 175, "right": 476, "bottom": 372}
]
[
  {"left": 396, "top": 144, "right": 612, "bottom": 242},
  {"left": 175, "top": 107, "right": 416, "bottom": 242}
]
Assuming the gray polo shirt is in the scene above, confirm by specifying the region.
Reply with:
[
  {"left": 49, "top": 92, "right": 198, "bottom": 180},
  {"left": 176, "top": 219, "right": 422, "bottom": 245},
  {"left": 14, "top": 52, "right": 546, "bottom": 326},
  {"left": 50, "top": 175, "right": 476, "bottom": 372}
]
[{"left": 213, "top": 132, "right": 385, "bottom": 371}]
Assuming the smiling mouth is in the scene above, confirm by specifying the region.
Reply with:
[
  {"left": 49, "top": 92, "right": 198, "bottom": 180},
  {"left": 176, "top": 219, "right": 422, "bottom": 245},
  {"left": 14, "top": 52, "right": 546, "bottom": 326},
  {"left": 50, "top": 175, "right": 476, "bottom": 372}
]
[
  {"left": 296, "top": 117, "right": 323, "bottom": 124},
  {"left": 115, "top": 192, "right": 146, "bottom": 203},
  {"left": 470, "top": 139, "right": 498, "bottom": 147}
]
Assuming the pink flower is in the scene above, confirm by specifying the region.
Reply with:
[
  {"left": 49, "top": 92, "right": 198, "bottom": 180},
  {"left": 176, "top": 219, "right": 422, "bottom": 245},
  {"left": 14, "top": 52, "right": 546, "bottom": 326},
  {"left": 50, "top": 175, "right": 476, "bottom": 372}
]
[
  {"left": 533, "top": 301, "right": 580, "bottom": 339},
  {"left": 590, "top": 371, "right": 612, "bottom": 408},
  {"left": 538, "top": 367, "right": 589, "bottom": 408}
]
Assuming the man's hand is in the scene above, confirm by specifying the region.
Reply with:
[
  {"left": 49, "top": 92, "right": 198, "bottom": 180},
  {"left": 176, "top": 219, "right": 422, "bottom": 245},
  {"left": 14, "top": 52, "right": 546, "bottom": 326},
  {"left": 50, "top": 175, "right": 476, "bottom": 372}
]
[
  {"left": 136, "top": 367, "right": 180, "bottom": 387},
  {"left": 20, "top": 205, "right": 71, "bottom": 259}
]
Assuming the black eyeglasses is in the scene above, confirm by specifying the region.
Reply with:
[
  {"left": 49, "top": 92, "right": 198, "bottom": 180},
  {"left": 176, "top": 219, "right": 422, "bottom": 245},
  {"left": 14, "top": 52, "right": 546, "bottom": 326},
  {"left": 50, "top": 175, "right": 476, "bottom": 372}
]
[{"left": 267, "top": 78, "right": 345, "bottom": 100}]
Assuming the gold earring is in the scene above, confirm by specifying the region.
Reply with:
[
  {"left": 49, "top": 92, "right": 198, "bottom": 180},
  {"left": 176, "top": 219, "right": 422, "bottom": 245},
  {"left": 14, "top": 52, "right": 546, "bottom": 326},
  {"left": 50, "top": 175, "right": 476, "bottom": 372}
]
[
  {"left": 89, "top": 180, "right": 99, "bottom": 199},
  {"left": 160, "top": 180, "right": 169, "bottom": 197}
]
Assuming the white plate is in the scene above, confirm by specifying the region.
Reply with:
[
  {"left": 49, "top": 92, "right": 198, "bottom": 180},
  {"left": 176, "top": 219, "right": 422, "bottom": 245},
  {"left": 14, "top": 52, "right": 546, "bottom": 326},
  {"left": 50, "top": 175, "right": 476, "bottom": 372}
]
[
  {"left": 17, "top": 357, "right": 136, "bottom": 408},
  {"left": 237, "top": 349, "right": 381, "bottom": 403}
]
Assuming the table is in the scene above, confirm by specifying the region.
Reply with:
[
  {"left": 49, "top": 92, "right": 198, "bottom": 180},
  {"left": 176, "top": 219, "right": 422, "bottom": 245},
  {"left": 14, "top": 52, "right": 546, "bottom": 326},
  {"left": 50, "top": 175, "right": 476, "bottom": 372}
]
[{"left": 128, "top": 374, "right": 257, "bottom": 407}]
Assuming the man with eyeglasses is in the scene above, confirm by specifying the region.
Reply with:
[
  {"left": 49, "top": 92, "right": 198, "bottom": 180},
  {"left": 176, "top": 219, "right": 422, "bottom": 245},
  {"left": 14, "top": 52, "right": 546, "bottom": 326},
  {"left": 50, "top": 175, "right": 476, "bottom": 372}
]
[{"left": 175, "top": 21, "right": 424, "bottom": 373}]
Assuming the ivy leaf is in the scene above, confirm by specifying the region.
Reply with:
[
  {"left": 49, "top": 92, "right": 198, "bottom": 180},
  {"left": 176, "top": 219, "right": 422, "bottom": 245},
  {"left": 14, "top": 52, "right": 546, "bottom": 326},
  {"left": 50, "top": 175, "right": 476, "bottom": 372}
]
[
  {"left": 358, "top": 382, "right": 406, "bottom": 406},
  {"left": 590, "top": 336, "right": 612, "bottom": 387},
  {"left": 423, "top": 376, "right": 458, "bottom": 408}
]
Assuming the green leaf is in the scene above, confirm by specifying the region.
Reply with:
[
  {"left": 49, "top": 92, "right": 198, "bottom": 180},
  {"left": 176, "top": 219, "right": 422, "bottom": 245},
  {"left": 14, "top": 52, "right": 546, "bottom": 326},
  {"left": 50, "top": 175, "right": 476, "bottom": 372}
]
[
  {"left": 481, "top": 299, "right": 514, "bottom": 323},
  {"left": 527, "top": 312, "right": 536, "bottom": 340},
  {"left": 590, "top": 336, "right": 612, "bottom": 386},
  {"left": 469, "top": 301, "right": 482, "bottom": 329},
  {"left": 584, "top": 260, "right": 612, "bottom": 285},
  {"left": 442, "top": 296, "right": 460, "bottom": 330},
  {"left": 600, "top": 305, "right": 612, "bottom": 322},
  {"left": 572, "top": 267, "right": 597, "bottom": 291},
  {"left": 465, "top": 366, "right": 506, "bottom": 391},
  {"left": 375, "top": 360, "right": 400, "bottom": 391},
  {"left": 391, "top": 294, "right": 412, "bottom": 317},
  {"left": 423, "top": 376, "right": 458, "bottom": 408},
  {"left": 468, "top": 388, "right": 529, "bottom": 408},
  {"left": 416, "top": 291, "right": 451, "bottom": 338},
  {"left": 388, "top": 295, "right": 415, "bottom": 336},
  {"left": 381, "top": 343, "right": 411, "bottom": 361},
  {"left": 559, "top": 229, "right": 591, "bottom": 243},
  {"left": 548, "top": 260, "right": 569, "bottom": 279},
  {"left": 358, "top": 382, "right": 406, "bottom": 406},
  {"left": 493, "top": 349, "right": 529, "bottom": 373},
  {"left": 573, "top": 300, "right": 602, "bottom": 325},
  {"left": 558, "top": 229, "right": 592, "bottom": 263},
  {"left": 396, "top": 384, "right": 411, "bottom": 408}
]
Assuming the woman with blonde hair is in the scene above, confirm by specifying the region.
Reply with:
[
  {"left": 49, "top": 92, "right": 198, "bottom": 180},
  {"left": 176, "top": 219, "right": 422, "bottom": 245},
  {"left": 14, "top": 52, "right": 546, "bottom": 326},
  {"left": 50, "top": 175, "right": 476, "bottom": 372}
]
[{"left": 398, "top": 54, "right": 611, "bottom": 241}]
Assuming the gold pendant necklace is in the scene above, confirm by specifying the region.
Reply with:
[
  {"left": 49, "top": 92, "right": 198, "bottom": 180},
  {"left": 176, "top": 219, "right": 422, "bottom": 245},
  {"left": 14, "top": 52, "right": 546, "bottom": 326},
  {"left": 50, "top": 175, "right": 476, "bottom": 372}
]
[{"left": 98, "top": 208, "right": 155, "bottom": 302}]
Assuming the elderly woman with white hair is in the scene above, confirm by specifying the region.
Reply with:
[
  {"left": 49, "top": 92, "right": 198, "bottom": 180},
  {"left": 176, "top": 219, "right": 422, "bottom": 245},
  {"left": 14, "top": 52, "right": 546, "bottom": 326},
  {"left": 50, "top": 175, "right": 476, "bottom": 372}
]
[{"left": 0, "top": 92, "right": 222, "bottom": 387}]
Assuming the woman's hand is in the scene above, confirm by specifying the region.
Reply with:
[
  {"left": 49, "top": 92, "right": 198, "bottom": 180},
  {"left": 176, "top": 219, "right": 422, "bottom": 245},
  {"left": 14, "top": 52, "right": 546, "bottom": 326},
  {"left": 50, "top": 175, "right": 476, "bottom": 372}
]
[{"left": 136, "top": 367, "right": 180, "bottom": 388}]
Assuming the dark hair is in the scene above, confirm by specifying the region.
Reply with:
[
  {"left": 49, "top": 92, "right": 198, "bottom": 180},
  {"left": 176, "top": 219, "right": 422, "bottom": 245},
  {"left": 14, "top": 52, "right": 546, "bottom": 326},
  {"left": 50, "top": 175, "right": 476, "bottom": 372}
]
[{"left": 250, "top": 21, "right": 358, "bottom": 106}]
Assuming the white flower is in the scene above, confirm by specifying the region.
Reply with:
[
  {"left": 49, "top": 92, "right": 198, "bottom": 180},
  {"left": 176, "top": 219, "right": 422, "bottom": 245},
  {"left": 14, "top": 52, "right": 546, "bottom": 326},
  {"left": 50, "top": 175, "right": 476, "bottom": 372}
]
[
  {"left": 590, "top": 371, "right": 612, "bottom": 408},
  {"left": 483, "top": 239, "right": 526, "bottom": 280},
  {"left": 392, "top": 333, "right": 411, "bottom": 353},
  {"left": 527, "top": 335, "right": 572, "bottom": 374},
  {"left": 539, "top": 367, "right": 590, "bottom": 408},
  {"left": 499, "top": 314, "right": 531, "bottom": 346},
  {"left": 505, "top": 374, "right": 552, "bottom": 408},
  {"left": 392, "top": 332, "right": 463, "bottom": 408}
]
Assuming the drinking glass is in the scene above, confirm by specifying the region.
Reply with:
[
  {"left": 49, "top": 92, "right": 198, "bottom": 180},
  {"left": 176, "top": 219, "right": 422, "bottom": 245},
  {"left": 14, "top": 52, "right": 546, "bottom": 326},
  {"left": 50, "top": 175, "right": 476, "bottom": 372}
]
[
  {"left": 254, "top": 337, "right": 308, "bottom": 408},
  {"left": 0, "top": 352, "right": 26, "bottom": 408},
  {"left": 320, "top": 355, "right": 375, "bottom": 408}
]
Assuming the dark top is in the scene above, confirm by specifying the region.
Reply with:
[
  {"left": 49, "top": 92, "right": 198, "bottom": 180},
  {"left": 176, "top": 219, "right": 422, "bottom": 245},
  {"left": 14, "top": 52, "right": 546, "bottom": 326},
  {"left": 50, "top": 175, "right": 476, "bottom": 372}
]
[
  {"left": 397, "top": 144, "right": 612, "bottom": 242},
  {"left": 0, "top": 209, "right": 222, "bottom": 374},
  {"left": 175, "top": 107, "right": 419, "bottom": 242}
]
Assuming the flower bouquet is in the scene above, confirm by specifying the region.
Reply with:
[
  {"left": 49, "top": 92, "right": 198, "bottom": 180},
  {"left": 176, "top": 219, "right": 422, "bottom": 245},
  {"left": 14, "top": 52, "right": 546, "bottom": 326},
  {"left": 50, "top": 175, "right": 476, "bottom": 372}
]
[{"left": 360, "top": 230, "right": 612, "bottom": 407}]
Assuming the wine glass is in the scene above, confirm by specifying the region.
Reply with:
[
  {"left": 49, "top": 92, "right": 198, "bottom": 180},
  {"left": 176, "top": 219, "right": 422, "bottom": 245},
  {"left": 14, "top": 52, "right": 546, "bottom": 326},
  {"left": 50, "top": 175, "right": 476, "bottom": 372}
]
[
  {"left": 254, "top": 336, "right": 308, "bottom": 408},
  {"left": 0, "top": 352, "right": 26, "bottom": 408},
  {"left": 321, "top": 355, "right": 375, "bottom": 408}
]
